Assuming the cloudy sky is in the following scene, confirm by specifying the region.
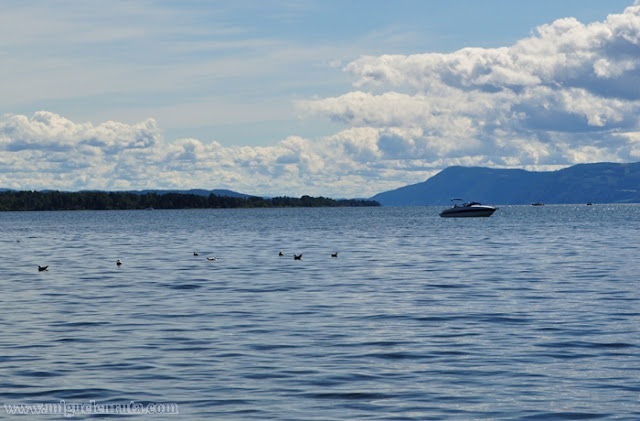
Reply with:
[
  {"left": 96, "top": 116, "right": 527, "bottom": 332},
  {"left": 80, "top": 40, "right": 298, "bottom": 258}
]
[{"left": 2, "top": 0, "right": 639, "bottom": 198}]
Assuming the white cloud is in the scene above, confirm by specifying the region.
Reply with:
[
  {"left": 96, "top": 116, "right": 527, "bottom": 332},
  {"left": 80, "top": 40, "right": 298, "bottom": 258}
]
[
  {"left": 0, "top": 111, "right": 370, "bottom": 197},
  {"left": 302, "top": 3, "right": 640, "bottom": 178},
  {"left": 2, "top": 4, "right": 640, "bottom": 198}
]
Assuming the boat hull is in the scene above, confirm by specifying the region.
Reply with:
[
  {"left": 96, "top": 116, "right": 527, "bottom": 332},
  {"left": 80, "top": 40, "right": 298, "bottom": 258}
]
[{"left": 439, "top": 206, "right": 496, "bottom": 218}]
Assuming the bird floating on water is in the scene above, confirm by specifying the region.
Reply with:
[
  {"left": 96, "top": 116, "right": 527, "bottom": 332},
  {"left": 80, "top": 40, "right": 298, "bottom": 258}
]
[
  {"left": 278, "top": 250, "right": 284, "bottom": 256},
  {"left": 117, "top": 259, "right": 122, "bottom": 266},
  {"left": 193, "top": 251, "right": 199, "bottom": 256},
  {"left": 38, "top": 265, "right": 48, "bottom": 272},
  {"left": 294, "top": 254, "right": 302, "bottom": 260},
  {"left": 207, "top": 256, "right": 217, "bottom": 261},
  {"left": 331, "top": 252, "right": 338, "bottom": 258}
]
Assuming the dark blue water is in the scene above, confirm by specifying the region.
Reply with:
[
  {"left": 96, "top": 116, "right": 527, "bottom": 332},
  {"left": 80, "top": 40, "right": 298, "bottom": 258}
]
[{"left": 1, "top": 205, "right": 639, "bottom": 419}]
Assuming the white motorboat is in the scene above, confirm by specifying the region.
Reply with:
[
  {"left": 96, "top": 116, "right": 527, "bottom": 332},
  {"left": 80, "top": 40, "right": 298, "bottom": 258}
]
[{"left": 439, "top": 199, "right": 497, "bottom": 218}]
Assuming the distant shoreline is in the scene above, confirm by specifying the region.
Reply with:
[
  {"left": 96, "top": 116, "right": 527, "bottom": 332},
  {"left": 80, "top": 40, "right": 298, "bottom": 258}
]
[{"left": 0, "top": 190, "right": 380, "bottom": 211}]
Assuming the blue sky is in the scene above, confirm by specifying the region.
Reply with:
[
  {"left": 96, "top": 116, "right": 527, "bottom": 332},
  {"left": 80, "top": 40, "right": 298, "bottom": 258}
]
[{"left": 1, "top": 0, "right": 639, "bottom": 197}]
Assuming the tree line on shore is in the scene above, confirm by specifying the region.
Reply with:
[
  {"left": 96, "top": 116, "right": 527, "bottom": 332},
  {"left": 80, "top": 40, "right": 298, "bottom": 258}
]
[{"left": 0, "top": 190, "right": 380, "bottom": 211}]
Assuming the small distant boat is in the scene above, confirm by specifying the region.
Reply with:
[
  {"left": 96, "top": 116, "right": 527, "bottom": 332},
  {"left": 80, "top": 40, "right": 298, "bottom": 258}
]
[
  {"left": 531, "top": 202, "right": 544, "bottom": 206},
  {"left": 439, "top": 199, "right": 497, "bottom": 218}
]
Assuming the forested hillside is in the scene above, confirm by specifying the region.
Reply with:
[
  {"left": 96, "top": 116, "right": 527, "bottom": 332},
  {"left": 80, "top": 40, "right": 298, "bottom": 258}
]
[
  {"left": 370, "top": 162, "right": 640, "bottom": 205},
  {"left": 0, "top": 191, "right": 379, "bottom": 211}
]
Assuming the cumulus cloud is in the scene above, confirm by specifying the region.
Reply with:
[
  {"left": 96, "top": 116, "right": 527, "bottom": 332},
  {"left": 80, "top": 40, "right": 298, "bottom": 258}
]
[
  {"left": 301, "top": 3, "right": 640, "bottom": 175},
  {"left": 3, "top": 4, "right": 640, "bottom": 198},
  {"left": 0, "top": 111, "right": 371, "bottom": 197}
]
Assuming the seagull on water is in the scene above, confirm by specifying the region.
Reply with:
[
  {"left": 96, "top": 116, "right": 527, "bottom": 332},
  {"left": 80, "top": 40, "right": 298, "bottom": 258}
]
[
  {"left": 207, "top": 256, "right": 217, "bottom": 261},
  {"left": 38, "top": 265, "right": 48, "bottom": 272},
  {"left": 117, "top": 259, "right": 122, "bottom": 266},
  {"left": 294, "top": 254, "right": 302, "bottom": 260}
]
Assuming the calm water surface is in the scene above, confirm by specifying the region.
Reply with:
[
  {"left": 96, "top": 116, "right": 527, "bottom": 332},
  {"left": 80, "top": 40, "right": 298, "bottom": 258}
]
[{"left": 1, "top": 205, "right": 639, "bottom": 419}]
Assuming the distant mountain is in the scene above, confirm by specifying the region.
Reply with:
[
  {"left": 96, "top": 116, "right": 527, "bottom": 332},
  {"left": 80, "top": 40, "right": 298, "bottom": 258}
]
[
  {"left": 370, "top": 162, "right": 640, "bottom": 206},
  {"left": 1, "top": 188, "right": 255, "bottom": 199},
  {"left": 124, "top": 189, "right": 253, "bottom": 198}
]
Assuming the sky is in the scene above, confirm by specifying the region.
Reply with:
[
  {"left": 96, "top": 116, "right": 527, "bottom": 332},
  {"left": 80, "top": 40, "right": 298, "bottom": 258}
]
[{"left": 1, "top": 0, "right": 640, "bottom": 198}]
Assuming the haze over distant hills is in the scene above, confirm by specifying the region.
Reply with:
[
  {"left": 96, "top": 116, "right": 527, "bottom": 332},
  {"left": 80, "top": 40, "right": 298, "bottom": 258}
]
[
  {"left": 124, "top": 189, "right": 251, "bottom": 198},
  {"left": 370, "top": 162, "right": 640, "bottom": 206},
  {"left": 5, "top": 162, "right": 640, "bottom": 207}
]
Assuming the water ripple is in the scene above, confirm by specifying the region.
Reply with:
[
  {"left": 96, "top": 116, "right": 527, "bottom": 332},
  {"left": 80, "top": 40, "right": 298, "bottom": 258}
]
[{"left": 1, "top": 206, "right": 639, "bottom": 419}]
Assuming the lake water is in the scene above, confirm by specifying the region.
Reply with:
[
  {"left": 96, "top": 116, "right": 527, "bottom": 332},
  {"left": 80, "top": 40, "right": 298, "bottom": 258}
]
[{"left": 1, "top": 205, "right": 639, "bottom": 420}]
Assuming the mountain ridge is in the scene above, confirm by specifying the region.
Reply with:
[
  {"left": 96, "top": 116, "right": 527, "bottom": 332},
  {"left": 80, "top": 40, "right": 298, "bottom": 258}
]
[
  {"left": 370, "top": 162, "right": 640, "bottom": 206},
  {"left": 123, "top": 189, "right": 251, "bottom": 198}
]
